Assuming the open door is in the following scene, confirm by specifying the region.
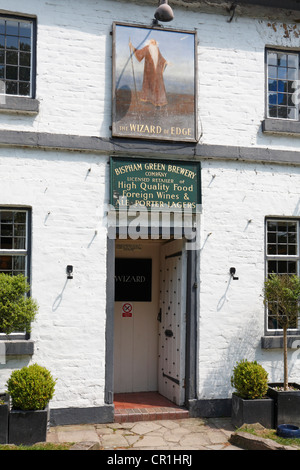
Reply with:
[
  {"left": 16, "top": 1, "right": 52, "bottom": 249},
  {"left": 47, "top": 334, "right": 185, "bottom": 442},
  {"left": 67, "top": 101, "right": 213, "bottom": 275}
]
[{"left": 158, "top": 239, "right": 187, "bottom": 406}]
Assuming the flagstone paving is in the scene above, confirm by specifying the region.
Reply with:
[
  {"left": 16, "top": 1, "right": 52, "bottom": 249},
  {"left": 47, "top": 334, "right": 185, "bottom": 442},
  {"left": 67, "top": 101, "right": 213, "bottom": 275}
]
[{"left": 47, "top": 417, "right": 242, "bottom": 450}]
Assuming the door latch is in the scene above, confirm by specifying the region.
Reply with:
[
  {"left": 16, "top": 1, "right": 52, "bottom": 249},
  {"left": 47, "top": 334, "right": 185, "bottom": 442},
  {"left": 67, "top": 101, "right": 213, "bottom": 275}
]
[{"left": 157, "top": 309, "right": 162, "bottom": 322}]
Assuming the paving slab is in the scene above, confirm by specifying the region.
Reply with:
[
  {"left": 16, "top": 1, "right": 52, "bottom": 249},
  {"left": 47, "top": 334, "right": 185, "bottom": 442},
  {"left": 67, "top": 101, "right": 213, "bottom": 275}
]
[{"left": 47, "top": 417, "right": 243, "bottom": 450}]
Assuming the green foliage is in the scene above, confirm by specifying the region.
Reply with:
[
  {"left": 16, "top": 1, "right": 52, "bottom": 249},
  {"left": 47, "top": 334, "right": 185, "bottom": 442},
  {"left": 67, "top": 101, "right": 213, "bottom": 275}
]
[
  {"left": 263, "top": 274, "right": 300, "bottom": 329},
  {"left": 6, "top": 364, "right": 56, "bottom": 411},
  {"left": 0, "top": 273, "right": 38, "bottom": 334},
  {"left": 231, "top": 359, "right": 269, "bottom": 399}
]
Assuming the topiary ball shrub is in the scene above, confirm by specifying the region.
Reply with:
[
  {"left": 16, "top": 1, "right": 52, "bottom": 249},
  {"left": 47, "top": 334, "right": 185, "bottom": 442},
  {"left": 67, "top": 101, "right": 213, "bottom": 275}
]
[
  {"left": 0, "top": 273, "right": 38, "bottom": 335},
  {"left": 231, "top": 359, "right": 268, "bottom": 400},
  {"left": 6, "top": 364, "right": 56, "bottom": 411}
]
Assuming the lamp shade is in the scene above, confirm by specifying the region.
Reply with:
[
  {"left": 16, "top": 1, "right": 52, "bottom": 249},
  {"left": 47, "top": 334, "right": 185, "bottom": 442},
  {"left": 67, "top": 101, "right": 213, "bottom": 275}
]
[{"left": 154, "top": 0, "right": 174, "bottom": 22}]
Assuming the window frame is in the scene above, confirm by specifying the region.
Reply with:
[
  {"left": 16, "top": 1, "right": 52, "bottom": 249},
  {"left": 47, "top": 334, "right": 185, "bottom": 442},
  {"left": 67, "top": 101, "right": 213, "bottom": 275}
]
[
  {"left": 265, "top": 217, "right": 300, "bottom": 336},
  {"left": 0, "top": 207, "right": 32, "bottom": 340},
  {"left": 0, "top": 13, "right": 38, "bottom": 115},
  {"left": 263, "top": 47, "right": 300, "bottom": 136},
  {"left": 0, "top": 13, "right": 37, "bottom": 99},
  {"left": 0, "top": 206, "right": 31, "bottom": 279},
  {"left": 265, "top": 47, "right": 299, "bottom": 122}
]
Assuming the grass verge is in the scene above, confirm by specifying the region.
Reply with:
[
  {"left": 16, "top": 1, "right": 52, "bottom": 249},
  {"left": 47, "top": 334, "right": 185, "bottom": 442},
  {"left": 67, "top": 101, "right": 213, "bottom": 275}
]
[
  {"left": 0, "top": 442, "right": 74, "bottom": 450},
  {"left": 239, "top": 424, "right": 300, "bottom": 449}
]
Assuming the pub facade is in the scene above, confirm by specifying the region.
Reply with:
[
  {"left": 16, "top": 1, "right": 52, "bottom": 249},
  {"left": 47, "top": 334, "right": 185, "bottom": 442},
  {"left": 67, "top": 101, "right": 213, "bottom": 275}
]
[{"left": 0, "top": 0, "right": 300, "bottom": 425}]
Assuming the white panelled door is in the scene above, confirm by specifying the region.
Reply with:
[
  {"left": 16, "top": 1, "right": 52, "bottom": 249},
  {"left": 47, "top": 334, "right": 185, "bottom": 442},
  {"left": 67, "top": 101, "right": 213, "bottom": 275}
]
[{"left": 158, "top": 239, "right": 187, "bottom": 406}]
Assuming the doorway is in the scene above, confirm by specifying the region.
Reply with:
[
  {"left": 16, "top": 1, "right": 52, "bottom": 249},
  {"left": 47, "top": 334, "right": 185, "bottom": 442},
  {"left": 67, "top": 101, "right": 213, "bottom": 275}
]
[{"left": 113, "top": 238, "right": 188, "bottom": 407}]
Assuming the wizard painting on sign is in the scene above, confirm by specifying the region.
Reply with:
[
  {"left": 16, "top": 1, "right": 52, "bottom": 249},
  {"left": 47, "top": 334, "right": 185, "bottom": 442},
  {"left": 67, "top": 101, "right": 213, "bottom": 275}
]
[{"left": 112, "top": 22, "right": 197, "bottom": 142}]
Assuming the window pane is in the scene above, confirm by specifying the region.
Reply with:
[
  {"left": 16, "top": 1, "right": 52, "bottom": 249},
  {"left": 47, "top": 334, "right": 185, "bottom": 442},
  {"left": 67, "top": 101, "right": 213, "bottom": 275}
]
[
  {"left": 14, "top": 223, "right": 26, "bottom": 237},
  {"left": 6, "top": 50, "right": 18, "bottom": 65},
  {"left": 278, "top": 54, "right": 288, "bottom": 67},
  {"left": 268, "top": 79, "right": 277, "bottom": 92},
  {"left": 268, "top": 52, "right": 277, "bottom": 66},
  {"left": 19, "top": 23, "right": 31, "bottom": 38},
  {"left": 6, "top": 65, "right": 18, "bottom": 80},
  {"left": 1, "top": 224, "right": 13, "bottom": 237},
  {"left": 1, "top": 237, "right": 13, "bottom": 249},
  {"left": 278, "top": 67, "right": 287, "bottom": 80},
  {"left": 288, "top": 54, "right": 298, "bottom": 68},
  {"left": 1, "top": 212, "right": 13, "bottom": 223},
  {"left": 19, "top": 66, "right": 30, "bottom": 81},
  {"left": 6, "top": 81, "right": 18, "bottom": 94},
  {"left": 278, "top": 107, "right": 288, "bottom": 118},
  {"left": 6, "top": 21, "right": 18, "bottom": 36},
  {"left": 18, "top": 82, "right": 30, "bottom": 96},
  {"left": 19, "top": 37, "right": 31, "bottom": 52},
  {"left": 268, "top": 65, "right": 277, "bottom": 78},
  {"left": 6, "top": 35, "right": 18, "bottom": 50},
  {"left": 278, "top": 93, "right": 287, "bottom": 105},
  {"left": 269, "top": 93, "right": 277, "bottom": 105},
  {"left": 0, "top": 255, "right": 12, "bottom": 272},
  {"left": 288, "top": 68, "right": 297, "bottom": 80},
  {"left": 13, "top": 237, "right": 25, "bottom": 249},
  {"left": 19, "top": 52, "right": 30, "bottom": 66}
]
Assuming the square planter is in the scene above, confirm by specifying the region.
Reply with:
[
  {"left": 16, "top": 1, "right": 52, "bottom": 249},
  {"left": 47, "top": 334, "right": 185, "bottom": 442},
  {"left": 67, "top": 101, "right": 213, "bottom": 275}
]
[
  {"left": 267, "top": 383, "right": 300, "bottom": 428},
  {"left": 8, "top": 405, "right": 49, "bottom": 446},
  {"left": 0, "top": 394, "right": 10, "bottom": 444},
  {"left": 231, "top": 393, "right": 275, "bottom": 429}
]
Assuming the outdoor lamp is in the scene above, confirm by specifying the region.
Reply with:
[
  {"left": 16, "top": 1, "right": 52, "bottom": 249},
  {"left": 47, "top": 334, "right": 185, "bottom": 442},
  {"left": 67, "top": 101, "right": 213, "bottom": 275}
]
[{"left": 154, "top": 0, "right": 174, "bottom": 22}]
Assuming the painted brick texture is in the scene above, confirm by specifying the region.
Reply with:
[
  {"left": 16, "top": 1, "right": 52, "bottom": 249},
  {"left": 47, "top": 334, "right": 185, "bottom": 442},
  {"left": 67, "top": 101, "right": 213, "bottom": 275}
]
[{"left": 0, "top": 0, "right": 299, "bottom": 411}]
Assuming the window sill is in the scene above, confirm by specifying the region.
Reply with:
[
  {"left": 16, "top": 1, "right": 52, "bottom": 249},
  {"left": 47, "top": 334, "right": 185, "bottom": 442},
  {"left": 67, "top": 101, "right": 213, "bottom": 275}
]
[
  {"left": 0, "top": 96, "right": 39, "bottom": 115},
  {"left": 261, "top": 335, "right": 300, "bottom": 349},
  {"left": 262, "top": 119, "right": 300, "bottom": 136},
  {"left": 0, "top": 339, "right": 34, "bottom": 356}
]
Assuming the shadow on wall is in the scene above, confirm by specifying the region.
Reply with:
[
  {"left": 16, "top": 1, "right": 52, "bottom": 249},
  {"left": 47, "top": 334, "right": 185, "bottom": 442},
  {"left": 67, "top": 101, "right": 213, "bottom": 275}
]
[
  {"left": 52, "top": 279, "right": 68, "bottom": 312},
  {"left": 200, "top": 298, "right": 263, "bottom": 399}
]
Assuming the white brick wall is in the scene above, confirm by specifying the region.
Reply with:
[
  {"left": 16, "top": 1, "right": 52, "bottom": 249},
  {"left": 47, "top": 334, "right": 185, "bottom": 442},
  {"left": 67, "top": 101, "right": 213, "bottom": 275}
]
[
  {"left": 0, "top": 0, "right": 299, "bottom": 409},
  {"left": 199, "top": 160, "right": 300, "bottom": 398},
  {"left": 0, "top": 148, "right": 109, "bottom": 409},
  {"left": 0, "top": 1, "right": 298, "bottom": 150}
]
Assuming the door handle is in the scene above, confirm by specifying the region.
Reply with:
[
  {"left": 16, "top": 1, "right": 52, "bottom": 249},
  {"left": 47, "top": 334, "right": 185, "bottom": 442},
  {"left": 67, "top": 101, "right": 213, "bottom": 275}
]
[{"left": 165, "top": 329, "right": 173, "bottom": 337}]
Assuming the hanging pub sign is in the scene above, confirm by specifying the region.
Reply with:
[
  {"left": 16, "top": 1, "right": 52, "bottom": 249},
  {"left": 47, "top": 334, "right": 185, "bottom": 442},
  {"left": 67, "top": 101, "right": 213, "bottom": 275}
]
[
  {"left": 112, "top": 22, "right": 197, "bottom": 142},
  {"left": 110, "top": 157, "right": 201, "bottom": 211}
]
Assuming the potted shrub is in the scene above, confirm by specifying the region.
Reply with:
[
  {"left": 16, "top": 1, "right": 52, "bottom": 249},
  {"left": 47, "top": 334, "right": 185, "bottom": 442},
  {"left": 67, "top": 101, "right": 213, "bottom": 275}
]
[
  {"left": 0, "top": 393, "right": 10, "bottom": 444},
  {"left": 6, "top": 363, "right": 56, "bottom": 445},
  {"left": 0, "top": 273, "right": 38, "bottom": 335},
  {"left": 263, "top": 274, "right": 300, "bottom": 426},
  {"left": 231, "top": 359, "right": 274, "bottom": 428}
]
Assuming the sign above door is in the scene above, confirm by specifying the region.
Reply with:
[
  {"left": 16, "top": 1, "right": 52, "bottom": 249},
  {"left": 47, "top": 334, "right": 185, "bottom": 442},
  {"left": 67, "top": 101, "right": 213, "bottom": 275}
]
[{"left": 110, "top": 157, "right": 201, "bottom": 212}]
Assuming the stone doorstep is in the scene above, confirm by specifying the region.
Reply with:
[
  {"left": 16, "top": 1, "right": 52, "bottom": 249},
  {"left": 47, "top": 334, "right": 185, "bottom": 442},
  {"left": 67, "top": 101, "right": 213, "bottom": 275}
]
[{"left": 114, "top": 407, "right": 189, "bottom": 423}]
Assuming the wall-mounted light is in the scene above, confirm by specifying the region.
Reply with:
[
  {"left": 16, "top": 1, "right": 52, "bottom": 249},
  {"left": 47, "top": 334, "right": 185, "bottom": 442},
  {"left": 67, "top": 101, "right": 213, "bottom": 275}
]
[
  {"left": 66, "top": 265, "right": 73, "bottom": 279},
  {"left": 230, "top": 267, "right": 239, "bottom": 280},
  {"left": 154, "top": 0, "right": 174, "bottom": 23}
]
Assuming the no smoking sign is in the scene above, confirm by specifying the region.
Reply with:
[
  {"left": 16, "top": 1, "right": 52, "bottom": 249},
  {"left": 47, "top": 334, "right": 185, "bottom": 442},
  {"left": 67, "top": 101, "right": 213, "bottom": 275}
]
[{"left": 122, "top": 302, "right": 133, "bottom": 318}]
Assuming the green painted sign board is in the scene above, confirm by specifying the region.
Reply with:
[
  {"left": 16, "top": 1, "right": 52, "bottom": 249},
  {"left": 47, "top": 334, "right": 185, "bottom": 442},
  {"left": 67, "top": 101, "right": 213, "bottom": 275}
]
[{"left": 110, "top": 158, "right": 201, "bottom": 211}]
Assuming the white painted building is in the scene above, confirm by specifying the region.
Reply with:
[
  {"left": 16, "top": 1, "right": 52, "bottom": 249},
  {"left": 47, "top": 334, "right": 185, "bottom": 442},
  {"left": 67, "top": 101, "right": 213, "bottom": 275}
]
[{"left": 0, "top": 0, "right": 299, "bottom": 424}]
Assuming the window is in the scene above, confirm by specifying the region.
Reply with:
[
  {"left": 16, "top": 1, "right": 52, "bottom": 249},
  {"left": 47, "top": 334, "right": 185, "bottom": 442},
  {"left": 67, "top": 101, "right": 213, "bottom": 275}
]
[
  {"left": 0, "top": 16, "right": 36, "bottom": 98},
  {"left": 0, "top": 209, "right": 30, "bottom": 277},
  {"left": 267, "top": 49, "right": 299, "bottom": 121},
  {"left": 266, "top": 219, "right": 300, "bottom": 331}
]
